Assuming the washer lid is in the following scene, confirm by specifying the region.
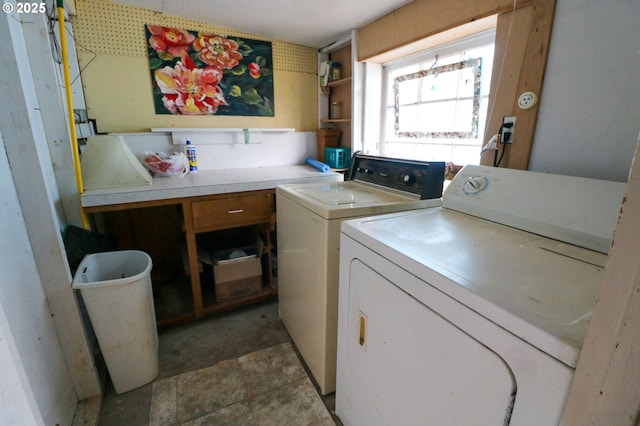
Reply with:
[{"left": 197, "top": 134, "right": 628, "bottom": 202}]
[
  {"left": 277, "top": 181, "right": 441, "bottom": 220},
  {"left": 296, "top": 182, "right": 409, "bottom": 205}
]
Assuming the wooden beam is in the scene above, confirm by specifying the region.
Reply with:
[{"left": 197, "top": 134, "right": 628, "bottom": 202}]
[
  {"left": 358, "top": 0, "right": 535, "bottom": 61},
  {"left": 560, "top": 140, "right": 640, "bottom": 425},
  {"left": 481, "top": 1, "right": 555, "bottom": 169}
]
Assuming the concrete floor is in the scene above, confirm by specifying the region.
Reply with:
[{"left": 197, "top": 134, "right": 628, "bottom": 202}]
[{"left": 96, "top": 301, "right": 340, "bottom": 425}]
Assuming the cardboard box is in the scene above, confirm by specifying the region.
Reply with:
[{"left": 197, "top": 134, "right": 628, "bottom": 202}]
[
  {"left": 210, "top": 238, "right": 263, "bottom": 302},
  {"left": 213, "top": 256, "right": 262, "bottom": 302}
]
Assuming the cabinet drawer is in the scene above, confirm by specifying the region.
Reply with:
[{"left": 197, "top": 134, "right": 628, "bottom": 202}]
[{"left": 191, "top": 193, "right": 273, "bottom": 230}]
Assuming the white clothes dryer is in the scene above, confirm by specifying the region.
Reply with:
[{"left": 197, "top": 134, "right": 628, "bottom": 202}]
[
  {"left": 276, "top": 154, "right": 445, "bottom": 395},
  {"left": 336, "top": 165, "right": 626, "bottom": 425}
]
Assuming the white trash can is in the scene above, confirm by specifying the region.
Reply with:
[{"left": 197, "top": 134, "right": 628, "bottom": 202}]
[{"left": 72, "top": 250, "right": 159, "bottom": 394}]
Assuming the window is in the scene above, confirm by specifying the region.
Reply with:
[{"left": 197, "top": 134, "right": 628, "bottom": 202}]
[{"left": 380, "top": 30, "right": 495, "bottom": 166}]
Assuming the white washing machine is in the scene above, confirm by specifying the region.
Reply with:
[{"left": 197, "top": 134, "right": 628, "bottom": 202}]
[
  {"left": 336, "top": 165, "right": 626, "bottom": 425},
  {"left": 276, "top": 154, "right": 445, "bottom": 395}
]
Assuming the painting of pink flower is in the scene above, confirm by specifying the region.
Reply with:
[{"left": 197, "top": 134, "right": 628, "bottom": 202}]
[
  {"left": 147, "top": 25, "right": 195, "bottom": 60},
  {"left": 146, "top": 25, "right": 274, "bottom": 116},
  {"left": 193, "top": 35, "right": 243, "bottom": 69},
  {"left": 154, "top": 61, "right": 227, "bottom": 115}
]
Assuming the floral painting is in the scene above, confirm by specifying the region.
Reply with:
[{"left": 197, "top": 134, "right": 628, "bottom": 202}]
[{"left": 145, "top": 25, "right": 274, "bottom": 116}]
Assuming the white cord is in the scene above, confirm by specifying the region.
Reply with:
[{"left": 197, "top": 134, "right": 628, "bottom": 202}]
[{"left": 480, "top": 134, "right": 499, "bottom": 155}]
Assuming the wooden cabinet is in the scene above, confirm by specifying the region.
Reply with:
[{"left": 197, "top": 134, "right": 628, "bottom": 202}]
[
  {"left": 183, "top": 190, "right": 276, "bottom": 323},
  {"left": 320, "top": 43, "right": 352, "bottom": 149},
  {"left": 87, "top": 189, "right": 277, "bottom": 328},
  {"left": 190, "top": 193, "right": 273, "bottom": 231}
]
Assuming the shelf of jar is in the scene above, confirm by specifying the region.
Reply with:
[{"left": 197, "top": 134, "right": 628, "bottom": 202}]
[
  {"left": 328, "top": 76, "right": 352, "bottom": 87},
  {"left": 320, "top": 76, "right": 352, "bottom": 97}
]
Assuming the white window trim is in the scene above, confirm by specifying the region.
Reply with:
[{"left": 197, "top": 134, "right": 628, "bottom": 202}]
[
  {"left": 378, "top": 28, "right": 496, "bottom": 161},
  {"left": 392, "top": 57, "right": 483, "bottom": 139}
]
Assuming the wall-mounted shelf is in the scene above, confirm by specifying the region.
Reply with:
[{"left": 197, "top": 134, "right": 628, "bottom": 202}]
[
  {"left": 150, "top": 128, "right": 296, "bottom": 145},
  {"left": 321, "top": 118, "right": 352, "bottom": 123},
  {"left": 318, "top": 43, "right": 353, "bottom": 148},
  {"left": 321, "top": 77, "right": 353, "bottom": 97},
  {"left": 151, "top": 128, "right": 295, "bottom": 133},
  {"left": 327, "top": 76, "right": 352, "bottom": 88}
]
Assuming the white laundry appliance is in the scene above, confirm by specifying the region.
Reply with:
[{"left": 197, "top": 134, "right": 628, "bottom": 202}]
[
  {"left": 276, "top": 154, "right": 445, "bottom": 395},
  {"left": 336, "top": 165, "right": 627, "bottom": 426}
]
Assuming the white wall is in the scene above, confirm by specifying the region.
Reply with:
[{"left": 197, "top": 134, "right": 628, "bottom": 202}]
[
  {"left": 0, "top": 306, "right": 41, "bottom": 426},
  {"left": 0, "top": 131, "right": 75, "bottom": 425},
  {"left": 0, "top": 2, "right": 101, "bottom": 422},
  {"left": 528, "top": 0, "right": 640, "bottom": 182},
  {"left": 25, "top": 15, "right": 85, "bottom": 228},
  {"left": 113, "top": 130, "right": 318, "bottom": 173}
]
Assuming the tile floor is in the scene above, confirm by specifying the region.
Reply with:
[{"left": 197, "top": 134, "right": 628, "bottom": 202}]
[{"left": 96, "top": 301, "right": 340, "bottom": 425}]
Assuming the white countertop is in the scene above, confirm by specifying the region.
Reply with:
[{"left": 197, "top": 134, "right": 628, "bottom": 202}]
[{"left": 81, "top": 165, "right": 343, "bottom": 208}]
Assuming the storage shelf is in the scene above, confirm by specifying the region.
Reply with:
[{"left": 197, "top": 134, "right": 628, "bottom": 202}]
[
  {"left": 320, "top": 77, "right": 352, "bottom": 97},
  {"left": 321, "top": 118, "right": 352, "bottom": 123},
  {"left": 319, "top": 41, "right": 352, "bottom": 148},
  {"left": 202, "top": 286, "right": 275, "bottom": 317},
  {"left": 327, "top": 76, "right": 352, "bottom": 88},
  {"left": 151, "top": 127, "right": 295, "bottom": 133}
]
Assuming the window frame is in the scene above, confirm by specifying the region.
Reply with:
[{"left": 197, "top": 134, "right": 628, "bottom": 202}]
[
  {"left": 379, "top": 29, "right": 496, "bottom": 162},
  {"left": 392, "top": 57, "right": 483, "bottom": 140}
]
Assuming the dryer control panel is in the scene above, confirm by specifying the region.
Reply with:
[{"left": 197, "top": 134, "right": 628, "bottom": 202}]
[
  {"left": 346, "top": 153, "right": 445, "bottom": 200},
  {"left": 443, "top": 164, "right": 626, "bottom": 254}
]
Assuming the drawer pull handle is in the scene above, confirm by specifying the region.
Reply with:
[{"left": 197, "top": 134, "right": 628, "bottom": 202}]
[{"left": 228, "top": 209, "right": 244, "bottom": 214}]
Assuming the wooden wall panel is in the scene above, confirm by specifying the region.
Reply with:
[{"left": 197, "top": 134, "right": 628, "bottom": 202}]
[
  {"left": 483, "top": 1, "right": 555, "bottom": 169},
  {"left": 560, "top": 142, "right": 640, "bottom": 425},
  {"left": 358, "top": 0, "right": 525, "bottom": 62}
]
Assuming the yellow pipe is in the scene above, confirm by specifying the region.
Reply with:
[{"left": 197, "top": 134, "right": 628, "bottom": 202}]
[{"left": 57, "top": 0, "right": 89, "bottom": 229}]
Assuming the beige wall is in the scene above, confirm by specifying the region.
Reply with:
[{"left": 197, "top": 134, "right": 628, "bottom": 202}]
[{"left": 71, "top": 0, "right": 318, "bottom": 133}]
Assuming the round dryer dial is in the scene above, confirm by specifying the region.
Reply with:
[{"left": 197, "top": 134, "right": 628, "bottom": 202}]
[
  {"left": 402, "top": 173, "right": 415, "bottom": 185},
  {"left": 463, "top": 176, "right": 489, "bottom": 194}
]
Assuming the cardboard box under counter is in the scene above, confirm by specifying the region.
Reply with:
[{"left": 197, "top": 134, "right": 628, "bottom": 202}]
[
  {"left": 209, "top": 237, "right": 264, "bottom": 302},
  {"left": 213, "top": 256, "right": 262, "bottom": 302}
]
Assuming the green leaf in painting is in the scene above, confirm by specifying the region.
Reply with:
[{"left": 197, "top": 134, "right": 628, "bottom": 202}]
[
  {"left": 238, "top": 42, "right": 254, "bottom": 55},
  {"left": 241, "top": 88, "right": 262, "bottom": 105},
  {"left": 229, "top": 85, "right": 242, "bottom": 97},
  {"left": 230, "top": 64, "right": 247, "bottom": 76},
  {"left": 258, "top": 97, "right": 274, "bottom": 115},
  {"left": 148, "top": 58, "right": 165, "bottom": 69},
  {"left": 157, "top": 51, "right": 174, "bottom": 62},
  {"left": 256, "top": 56, "right": 267, "bottom": 68}
]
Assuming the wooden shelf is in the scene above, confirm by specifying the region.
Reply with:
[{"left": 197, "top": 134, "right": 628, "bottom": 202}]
[
  {"left": 321, "top": 118, "right": 352, "bottom": 123},
  {"left": 327, "top": 76, "right": 352, "bottom": 88},
  {"left": 89, "top": 190, "right": 278, "bottom": 329},
  {"left": 202, "top": 287, "right": 275, "bottom": 317},
  {"left": 320, "top": 42, "right": 352, "bottom": 147},
  {"left": 321, "top": 77, "right": 353, "bottom": 96}
]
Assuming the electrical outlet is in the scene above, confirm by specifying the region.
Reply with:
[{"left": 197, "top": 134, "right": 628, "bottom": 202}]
[
  {"left": 500, "top": 116, "right": 516, "bottom": 144},
  {"left": 518, "top": 91, "right": 538, "bottom": 110}
]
